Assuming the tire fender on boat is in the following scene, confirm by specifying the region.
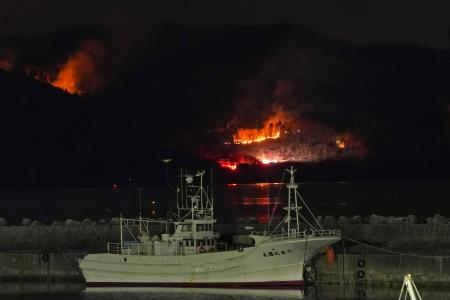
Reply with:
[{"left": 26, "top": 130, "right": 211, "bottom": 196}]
[{"left": 41, "top": 251, "right": 50, "bottom": 262}]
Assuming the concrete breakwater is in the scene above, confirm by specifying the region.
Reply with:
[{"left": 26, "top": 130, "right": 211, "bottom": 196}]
[{"left": 0, "top": 225, "right": 121, "bottom": 252}]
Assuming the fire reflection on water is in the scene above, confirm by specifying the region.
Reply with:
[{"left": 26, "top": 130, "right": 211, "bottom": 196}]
[{"left": 226, "top": 183, "right": 285, "bottom": 224}]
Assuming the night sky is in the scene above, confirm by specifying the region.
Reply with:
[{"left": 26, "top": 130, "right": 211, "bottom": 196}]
[{"left": 1, "top": 0, "right": 450, "bottom": 49}]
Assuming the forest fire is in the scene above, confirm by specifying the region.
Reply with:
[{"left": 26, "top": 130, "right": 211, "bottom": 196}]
[
  {"left": 233, "top": 124, "right": 282, "bottom": 144},
  {"left": 209, "top": 107, "right": 366, "bottom": 171},
  {"left": 50, "top": 51, "right": 94, "bottom": 95},
  {"left": 0, "top": 40, "right": 103, "bottom": 96},
  {"left": 232, "top": 109, "right": 293, "bottom": 144}
]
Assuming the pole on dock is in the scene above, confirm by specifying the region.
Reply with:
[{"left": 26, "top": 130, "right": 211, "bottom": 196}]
[{"left": 398, "top": 274, "right": 423, "bottom": 300}]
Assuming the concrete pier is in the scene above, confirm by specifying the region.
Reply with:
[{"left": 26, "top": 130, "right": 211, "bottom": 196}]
[
  {"left": 314, "top": 253, "right": 450, "bottom": 287},
  {"left": 0, "top": 252, "right": 82, "bottom": 282}
]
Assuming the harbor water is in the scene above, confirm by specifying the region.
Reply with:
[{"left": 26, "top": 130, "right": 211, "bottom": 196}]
[
  {"left": 2, "top": 284, "right": 450, "bottom": 300},
  {"left": 1, "top": 180, "right": 449, "bottom": 224}
]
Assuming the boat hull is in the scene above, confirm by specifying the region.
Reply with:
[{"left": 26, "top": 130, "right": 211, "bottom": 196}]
[
  {"left": 86, "top": 280, "right": 303, "bottom": 289},
  {"left": 80, "top": 236, "right": 339, "bottom": 288}
]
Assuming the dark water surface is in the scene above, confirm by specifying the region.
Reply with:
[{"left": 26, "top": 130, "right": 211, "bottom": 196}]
[
  {"left": 1, "top": 283, "right": 450, "bottom": 300},
  {"left": 0, "top": 180, "right": 449, "bottom": 224},
  {"left": 217, "top": 181, "right": 450, "bottom": 224}
]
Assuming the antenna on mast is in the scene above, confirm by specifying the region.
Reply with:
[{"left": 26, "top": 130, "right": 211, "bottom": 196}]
[{"left": 162, "top": 158, "right": 174, "bottom": 190}]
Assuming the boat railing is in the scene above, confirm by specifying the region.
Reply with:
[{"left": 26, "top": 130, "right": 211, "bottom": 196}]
[
  {"left": 107, "top": 242, "right": 186, "bottom": 256},
  {"left": 250, "top": 229, "right": 341, "bottom": 241}
]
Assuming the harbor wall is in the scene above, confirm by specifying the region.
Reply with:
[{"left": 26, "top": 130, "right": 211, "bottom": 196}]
[
  {"left": 1, "top": 251, "right": 449, "bottom": 287},
  {"left": 314, "top": 253, "right": 450, "bottom": 287},
  {"left": 0, "top": 252, "right": 82, "bottom": 282}
]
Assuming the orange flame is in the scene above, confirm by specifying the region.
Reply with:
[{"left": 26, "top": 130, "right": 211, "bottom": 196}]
[
  {"left": 232, "top": 109, "right": 293, "bottom": 144},
  {"left": 336, "top": 131, "right": 363, "bottom": 149},
  {"left": 217, "top": 159, "right": 238, "bottom": 171},
  {"left": 50, "top": 51, "right": 95, "bottom": 95}
]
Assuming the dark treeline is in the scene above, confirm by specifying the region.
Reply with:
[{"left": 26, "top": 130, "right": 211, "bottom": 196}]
[{"left": 0, "top": 23, "right": 449, "bottom": 188}]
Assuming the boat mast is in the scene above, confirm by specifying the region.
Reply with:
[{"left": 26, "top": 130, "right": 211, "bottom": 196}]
[
  {"left": 285, "top": 166, "right": 301, "bottom": 237},
  {"left": 176, "top": 170, "right": 214, "bottom": 221},
  {"left": 119, "top": 213, "right": 123, "bottom": 253},
  {"left": 210, "top": 168, "right": 214, "bottom": 220}
]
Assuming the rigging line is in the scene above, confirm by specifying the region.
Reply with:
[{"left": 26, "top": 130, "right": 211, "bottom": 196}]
[
  {"left": 267, "top": 169, "right": 287, "bottom": 230},
  {"left": 298, "top": 192, "right": 323, "bottom": 230},
  {"left": 343, "top": 236, "right": 450, "bottom": 258},
  {"left": 270, "top": 214, "right": 289, "bottom": 235}
]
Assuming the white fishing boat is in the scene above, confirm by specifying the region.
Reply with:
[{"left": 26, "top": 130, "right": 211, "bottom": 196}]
[{"left": 79, "top": 167, "right": 340, "bottom": 288}]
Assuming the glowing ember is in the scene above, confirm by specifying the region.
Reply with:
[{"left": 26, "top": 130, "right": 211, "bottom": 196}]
[
  {"left": 336, "top": 140, "right": 345, "bottom": 149},
  {"left": 261, "top": 159, "right": 278, "bottom": 164},
  {"left": 0, "top": 58, "right": 13, "bottom": 71},
  {"left": 217, "top": 159, "right": 238, "bottom": 171},
  {"left": 335, "top": 131, "right": 363, "bottom": 149}
]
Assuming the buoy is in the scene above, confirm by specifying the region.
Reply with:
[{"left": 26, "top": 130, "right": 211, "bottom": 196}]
[{"left": 326, "top": 246, "right": 335, "bottom": 264}]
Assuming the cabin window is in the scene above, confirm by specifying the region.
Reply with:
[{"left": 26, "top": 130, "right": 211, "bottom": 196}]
[
  {"left": 182, "top": 225, "right": 191, "bottom": 232},
  {"left": 196, "top": 224, "right": 205, "bottom": 231},
  {"left": 268, "top": 252, "right": 274, "bottom": 256},
  {"left": 281, "top": 251, "right": 286, "bottom": 255}
]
